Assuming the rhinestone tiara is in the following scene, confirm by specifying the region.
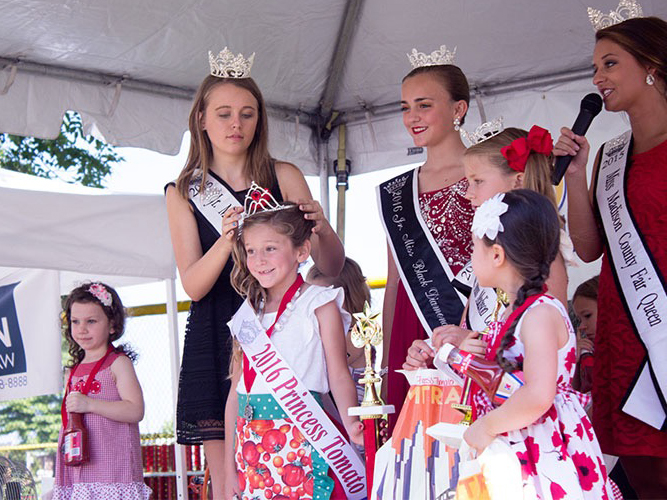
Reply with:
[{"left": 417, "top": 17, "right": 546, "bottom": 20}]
[
  {"left": 407, "top": 44, "right": 456, "bottom": 69},
  {"left": 460, "top": 117, "right": 505, "bottom": 147},
  {"left": 588, "top": 0, "right": 643, "bottom": 31},
  {"left": 209, "top": 47, "right": 255, "bottom": 79},
  {"left": 242, "top": 182, "right": 290, "bottom": 221}
]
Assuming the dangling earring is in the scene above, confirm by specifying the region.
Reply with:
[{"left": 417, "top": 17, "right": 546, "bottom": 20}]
[
  {"left": 453, "top": 117, "right": 461, "bottom": 131},
  {"left": 646, "top": 74, "right": 655, "bottom": 85}
]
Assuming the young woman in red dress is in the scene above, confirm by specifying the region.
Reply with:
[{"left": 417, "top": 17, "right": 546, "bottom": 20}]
[
  {"left": 555, "top": 16, "right": 667, "bottom": 498},
  {"left": 381, "top": 58, "right": 474, "bottom": 430}
]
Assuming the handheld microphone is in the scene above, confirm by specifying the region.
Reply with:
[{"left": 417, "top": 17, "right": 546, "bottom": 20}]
[{"left": 551, "top": 93, "right": 603, "bottom": 185}]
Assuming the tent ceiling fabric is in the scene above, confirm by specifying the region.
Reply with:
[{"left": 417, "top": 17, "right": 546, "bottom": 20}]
[
  {"left": 0, "top": 0, "right": 665, "bottom": 175},
  {"left": 0, "top": 169, "right": 175, "bottom": 282}
]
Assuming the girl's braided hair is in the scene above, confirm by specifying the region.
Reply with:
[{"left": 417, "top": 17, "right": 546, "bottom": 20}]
[{"left": 480, "top": 189, "right": 561, "bottom": 372}]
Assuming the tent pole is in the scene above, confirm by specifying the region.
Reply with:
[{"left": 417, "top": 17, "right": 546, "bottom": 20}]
[
  {"left": 335, "top": 124, "right": 349, "bottom": 243},
  {"left": 165, "top": 278, "right": 188, "bottom": 498},
  {"left": 474, "top": 90, "right": 487, "bottom": 123},
  {"left": 318, "top": 139, "right": 330, "bottom": 220}
]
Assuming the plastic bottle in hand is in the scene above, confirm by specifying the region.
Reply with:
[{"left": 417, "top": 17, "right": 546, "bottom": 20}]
[
  {"left": 63, "top": 412, "right": 89, "bottom": 466},
  {"left": 435, "top": 343, "right": 524, "bottom": 405}
]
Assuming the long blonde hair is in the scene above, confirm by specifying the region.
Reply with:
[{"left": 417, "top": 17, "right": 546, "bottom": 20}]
[
  {"left": 464, "top": 127, "right": 557, "bottom": 209},
  {"left": 175, "top": 75, "right": 274, "bottom": 198}
]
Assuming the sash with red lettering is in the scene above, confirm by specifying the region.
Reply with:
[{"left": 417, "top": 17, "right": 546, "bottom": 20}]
[{"left": 230, "top": 300, "right": 367, "bottom": 498}]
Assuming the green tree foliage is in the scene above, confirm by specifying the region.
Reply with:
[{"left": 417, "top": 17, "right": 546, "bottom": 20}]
[
  {"left": 0, "top": 396, "right": 62, "bottom": 444},
  {"left": 0, "top": 338, "right": 68, "bottom": 445},
  {"left": 0, "top": 110, "right": 123, "bottom": 187}
]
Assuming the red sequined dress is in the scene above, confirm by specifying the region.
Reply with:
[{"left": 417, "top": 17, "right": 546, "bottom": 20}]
[
  {"left": 593, "top": 138, "right": 667, "bottom": 457},
  {"left": 386, "top": 177, "right": 473, "bottom": 430}
]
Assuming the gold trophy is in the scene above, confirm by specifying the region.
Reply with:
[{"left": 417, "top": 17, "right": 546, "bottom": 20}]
[
  {"left": 347, "top": 301, "right": 394, "bottom": 496},
  {"left": 451, "top": 288, "right": 509, "bottom": 426},
  {"left": 351, "top": 302, "right": 383, "bottom": 411}
]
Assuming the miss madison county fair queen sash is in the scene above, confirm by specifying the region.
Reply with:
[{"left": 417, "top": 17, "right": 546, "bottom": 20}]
[
  {"left": 595, "top": 130, "right": 667, "bottom": 430},
  {"left": 188, "top": 170, "right": 242, "bottom": 235},
  {"left": 230, "top": 301, "right": 367, "bottom": 499},
  {"left": 378, "top": 168, "right": 466, "bottom": 336}
]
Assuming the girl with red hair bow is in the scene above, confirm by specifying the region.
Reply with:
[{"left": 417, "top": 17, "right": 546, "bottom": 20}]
[{"left": 405, "top": 125, "right": 570, "bottom": 376}]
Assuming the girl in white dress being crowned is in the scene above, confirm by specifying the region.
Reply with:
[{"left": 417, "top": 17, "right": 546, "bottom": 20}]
[{"left": 224, "top": 184, "right": 364, "bottom": 500}]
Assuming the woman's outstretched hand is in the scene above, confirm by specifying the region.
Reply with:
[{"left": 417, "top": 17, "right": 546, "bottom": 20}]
[{"left": 297, "top": 199, "right": 327, "bottom": 234}]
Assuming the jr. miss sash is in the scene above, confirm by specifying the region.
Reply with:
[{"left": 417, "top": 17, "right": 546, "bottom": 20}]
[
  {"left": 188, "top": 170, "right": 242, "bottom": 235},
  {"left": 595, "top": 130, "right": 667, "bottom": 430},
  {"left": 230, "top": 301, "right": 367, "bottom": 499},
  {"left": 377, "top": 169, "right": 466, "bottom": 336}
]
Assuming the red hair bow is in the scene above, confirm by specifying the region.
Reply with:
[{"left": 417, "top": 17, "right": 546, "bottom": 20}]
[{"left": 500, "top": 125, "right": 553, "bottom": 172}]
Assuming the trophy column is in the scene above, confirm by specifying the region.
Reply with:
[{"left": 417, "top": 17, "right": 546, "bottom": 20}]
[{"left": 347, "top": 302, "right": 394, "bottom": 497}]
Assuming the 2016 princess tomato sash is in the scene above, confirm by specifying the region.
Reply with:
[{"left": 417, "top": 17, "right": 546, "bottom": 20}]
[{"left": 230, "top": 300, "right": 367, "bottom": 499}]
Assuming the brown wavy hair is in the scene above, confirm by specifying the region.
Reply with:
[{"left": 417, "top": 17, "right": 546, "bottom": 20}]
[
  {"left": 231, "top": 204, "right": 315, "bottom": 311},
  {"left": 596, "top": 16, "right": 667, "bottom": 102},
  {"left": 403, "top": 64, "right": 470, "bottom": 125},
  {"left": 175, "top": 75, "right": 274, "bottom": 198},
  {"left": 465, "top": 128, "right": 557, "bottom": 209},
  {"left": 573, "top": 275, "right": 599, "bottom": 303},
  {"left": 62, "top": 282, "right": 137, "bottom": 367},
  {"left": 307, "top": 257, "right": 371, "bottom": 315}
]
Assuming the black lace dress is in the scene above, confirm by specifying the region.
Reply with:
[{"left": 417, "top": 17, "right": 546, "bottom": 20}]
[{"left": 167, "top": 169, "right": 283, "bottom": 444}]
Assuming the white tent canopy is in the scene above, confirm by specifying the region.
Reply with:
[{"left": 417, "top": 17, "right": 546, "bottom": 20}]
[
  {"left": 1, "top": 0, "right": 665, "bottom": 179},
  {"left": 0, "top": 168, "right": 175, "bottom": 289},
  {"left": 0, "top": 169, "right": 187, "bottom": 494},
  {"left": 1, "top": 2, "right": 665, "bottom": 496}
]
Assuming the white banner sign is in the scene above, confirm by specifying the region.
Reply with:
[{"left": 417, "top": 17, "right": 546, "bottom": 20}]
[{"left": 0, "top": 268, "right": 62, "bottom": 401}]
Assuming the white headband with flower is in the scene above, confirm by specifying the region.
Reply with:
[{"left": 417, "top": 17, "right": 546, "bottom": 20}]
[
  {"left": 88, "top": 283, "right": 113, "bottom": 307},
  {"left": 472, "top": 193, "right": 509, "bottom": 240}
]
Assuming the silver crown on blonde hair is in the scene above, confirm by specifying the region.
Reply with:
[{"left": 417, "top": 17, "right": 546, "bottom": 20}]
[
  {"left": 587, "top": 0, "right": 643, "bottom": 31},
  {"left": 209, "top": 47, "right": 255, "bottom": 79},
  {"left": 407, "top": 45, "right": 456, "bottom": 69},
  {"left": 460, "top": 117, "right": 505, "bottom": 147}
]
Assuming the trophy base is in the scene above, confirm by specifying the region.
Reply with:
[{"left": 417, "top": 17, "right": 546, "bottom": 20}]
[{"left": 348, "top": 404, "right": 395, "bottom": 420}]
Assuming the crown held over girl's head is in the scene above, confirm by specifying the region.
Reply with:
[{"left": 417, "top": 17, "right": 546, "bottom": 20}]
[{"left": 241, "top": 182, "right": 290, "bottom": 221}]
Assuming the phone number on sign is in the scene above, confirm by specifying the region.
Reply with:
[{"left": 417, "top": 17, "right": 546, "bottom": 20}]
[{"left": 0, "top": 375, "right": 28, "bottom": 389}]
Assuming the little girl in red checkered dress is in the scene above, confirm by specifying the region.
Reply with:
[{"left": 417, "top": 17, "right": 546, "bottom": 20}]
[{"left": 53, "top": 283, "right": 151, "bottom": 499}]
